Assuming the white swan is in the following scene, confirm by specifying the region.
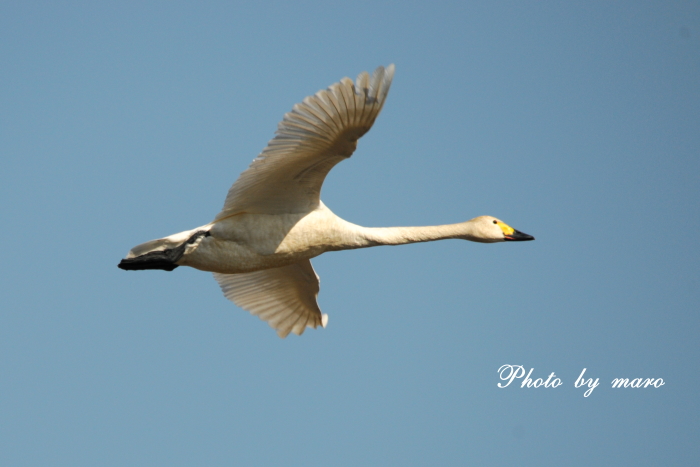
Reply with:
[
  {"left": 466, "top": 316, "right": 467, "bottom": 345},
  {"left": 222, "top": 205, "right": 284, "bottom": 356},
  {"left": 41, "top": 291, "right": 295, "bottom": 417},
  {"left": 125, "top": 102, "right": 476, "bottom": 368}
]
[{"left": 119, "top": 65, "right": 534, "bottom": 337}]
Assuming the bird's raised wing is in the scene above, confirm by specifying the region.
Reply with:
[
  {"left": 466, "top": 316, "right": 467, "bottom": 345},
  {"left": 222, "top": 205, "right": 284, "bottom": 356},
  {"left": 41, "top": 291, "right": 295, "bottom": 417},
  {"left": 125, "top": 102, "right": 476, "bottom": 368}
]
[
  {"left": 215, "top": 65, "right": 394, "bottom": 218},
  {"left": 213, "top": 260, "right": 327, "bottom": 338}
]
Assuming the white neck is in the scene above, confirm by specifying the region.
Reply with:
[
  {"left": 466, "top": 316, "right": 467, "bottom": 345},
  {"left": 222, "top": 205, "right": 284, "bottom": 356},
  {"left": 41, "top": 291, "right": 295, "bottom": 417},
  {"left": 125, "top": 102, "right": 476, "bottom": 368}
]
[{"left": 334, "top": 219, "right": 490, "bottom": 251}]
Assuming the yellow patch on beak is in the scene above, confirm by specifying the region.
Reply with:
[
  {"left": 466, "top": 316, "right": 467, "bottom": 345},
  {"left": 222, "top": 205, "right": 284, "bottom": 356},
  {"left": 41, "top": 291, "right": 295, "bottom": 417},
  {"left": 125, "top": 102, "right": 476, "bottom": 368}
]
[{"left": 497, "top": 221, "right": 515, "bottom": 236}]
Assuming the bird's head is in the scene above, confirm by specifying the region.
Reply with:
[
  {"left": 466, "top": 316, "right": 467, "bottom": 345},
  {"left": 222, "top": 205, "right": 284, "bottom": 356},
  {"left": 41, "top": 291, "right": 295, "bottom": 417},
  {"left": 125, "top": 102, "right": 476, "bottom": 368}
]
[{"left": 467, "top": 216, "right": 535, "bottom": 243}]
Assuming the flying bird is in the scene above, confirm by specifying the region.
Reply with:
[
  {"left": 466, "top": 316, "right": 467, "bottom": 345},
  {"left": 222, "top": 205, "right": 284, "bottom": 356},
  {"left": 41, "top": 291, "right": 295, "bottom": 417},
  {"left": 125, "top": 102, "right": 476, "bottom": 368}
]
[{"left": 118, "top": 65, "right": 534, "bottom": 337}]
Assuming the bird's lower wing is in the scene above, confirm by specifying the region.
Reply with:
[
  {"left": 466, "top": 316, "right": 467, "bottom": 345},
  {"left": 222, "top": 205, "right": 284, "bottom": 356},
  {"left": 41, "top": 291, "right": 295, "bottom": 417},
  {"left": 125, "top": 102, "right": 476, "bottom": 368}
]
[{"left": 213, "top": 260, "right": 327, "bottom": 338}]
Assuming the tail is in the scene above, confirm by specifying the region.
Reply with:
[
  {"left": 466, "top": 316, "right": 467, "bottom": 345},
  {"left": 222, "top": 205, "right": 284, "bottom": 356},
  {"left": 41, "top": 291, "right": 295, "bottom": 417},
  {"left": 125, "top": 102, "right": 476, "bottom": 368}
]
[{"left": 118, "top": 228, "right": 210, "bottom": 272}]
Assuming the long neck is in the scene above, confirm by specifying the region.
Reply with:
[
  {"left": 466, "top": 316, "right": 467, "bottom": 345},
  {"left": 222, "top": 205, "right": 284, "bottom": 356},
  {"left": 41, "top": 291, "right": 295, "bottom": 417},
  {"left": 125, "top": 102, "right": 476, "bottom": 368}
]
[{"left": 344, "top": 220, "right": 485, "bottom": 249}]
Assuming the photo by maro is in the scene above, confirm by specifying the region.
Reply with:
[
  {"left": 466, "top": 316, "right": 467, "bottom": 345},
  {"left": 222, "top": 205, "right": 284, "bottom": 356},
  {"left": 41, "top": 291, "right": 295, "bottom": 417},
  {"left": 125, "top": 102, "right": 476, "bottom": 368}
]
[{"left": 118, "top": 65, "right": 534, "bottom": 338}]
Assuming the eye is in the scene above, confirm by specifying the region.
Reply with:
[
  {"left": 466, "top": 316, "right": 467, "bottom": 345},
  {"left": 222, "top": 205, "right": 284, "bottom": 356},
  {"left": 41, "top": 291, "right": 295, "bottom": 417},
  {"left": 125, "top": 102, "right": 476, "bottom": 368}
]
[{"left": 493, "top": 220, "right": 498, "bottom": 224}]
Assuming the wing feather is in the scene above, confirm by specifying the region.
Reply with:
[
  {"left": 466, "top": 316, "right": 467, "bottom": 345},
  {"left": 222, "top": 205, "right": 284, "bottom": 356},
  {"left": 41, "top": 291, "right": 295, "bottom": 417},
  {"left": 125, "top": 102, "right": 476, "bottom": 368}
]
[
  {"left": 338, "top": 78, "right": 356, "bottom": 126},
  {"left": 215, "top": 64, "right": 395, "bottom": 217},
  {"left": 213, "top": 260, "right": 327, "bottom": 338},
  {"left": 354, "top": 71, "right": 370, "bottom": 125}
]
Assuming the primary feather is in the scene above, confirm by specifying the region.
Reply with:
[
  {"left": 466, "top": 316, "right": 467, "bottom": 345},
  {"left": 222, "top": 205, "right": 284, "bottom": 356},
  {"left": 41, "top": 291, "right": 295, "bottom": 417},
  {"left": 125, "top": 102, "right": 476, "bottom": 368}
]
[{"left": 216, "top": 65, "right": 394, "bottom": 217}]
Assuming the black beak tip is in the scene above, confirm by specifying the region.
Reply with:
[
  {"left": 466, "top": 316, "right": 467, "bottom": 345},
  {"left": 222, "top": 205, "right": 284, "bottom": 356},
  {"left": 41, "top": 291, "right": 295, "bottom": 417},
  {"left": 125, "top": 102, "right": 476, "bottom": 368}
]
[{"left": 505, "top": 230, "right": 535, "bottom": 241}]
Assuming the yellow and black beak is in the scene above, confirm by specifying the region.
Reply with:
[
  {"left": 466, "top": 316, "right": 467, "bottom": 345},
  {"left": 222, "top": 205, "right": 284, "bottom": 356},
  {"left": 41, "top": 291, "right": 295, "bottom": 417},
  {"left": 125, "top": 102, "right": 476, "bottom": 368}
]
[
  {"left": 504, "top": 229, "right": 535, "bottom": 241},
  {"left": 497, "top": 221, "right": 535, "bottom": 241}
]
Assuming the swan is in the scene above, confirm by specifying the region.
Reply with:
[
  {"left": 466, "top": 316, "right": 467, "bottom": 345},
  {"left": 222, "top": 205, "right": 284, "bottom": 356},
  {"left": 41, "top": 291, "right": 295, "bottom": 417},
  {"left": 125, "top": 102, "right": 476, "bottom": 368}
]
[{"left": 118, "top": 65, "right": 534, "bottom": 337}]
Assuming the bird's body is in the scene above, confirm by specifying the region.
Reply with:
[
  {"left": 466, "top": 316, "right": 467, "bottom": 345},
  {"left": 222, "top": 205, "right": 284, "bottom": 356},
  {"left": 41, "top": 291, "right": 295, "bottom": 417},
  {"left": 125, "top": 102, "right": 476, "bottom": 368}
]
[
  {"left": 119, "top": 65, "right": 534, "bottom": 337},
  {"left": 162, "top": 203, "right": 357, "bottom": 275}
]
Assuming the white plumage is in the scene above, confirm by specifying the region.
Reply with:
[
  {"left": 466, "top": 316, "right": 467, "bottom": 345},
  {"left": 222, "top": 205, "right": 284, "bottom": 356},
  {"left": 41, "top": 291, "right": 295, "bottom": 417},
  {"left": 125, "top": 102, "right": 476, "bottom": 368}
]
[
  {"left": 213, "top": 260, "right": 326, "bottom": 337},
  {"left": 217, "top": 66, "right": 392, "bottom": 217},
  {"left": 119, "top": 65, "right": 534, "bottom": 338}
]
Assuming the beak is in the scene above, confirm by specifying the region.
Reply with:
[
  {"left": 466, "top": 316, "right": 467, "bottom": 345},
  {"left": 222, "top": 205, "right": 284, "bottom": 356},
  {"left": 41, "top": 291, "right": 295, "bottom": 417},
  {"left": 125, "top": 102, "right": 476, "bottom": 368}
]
[{"left": 504, "top": 229, "right": 535, "bottom": 241}]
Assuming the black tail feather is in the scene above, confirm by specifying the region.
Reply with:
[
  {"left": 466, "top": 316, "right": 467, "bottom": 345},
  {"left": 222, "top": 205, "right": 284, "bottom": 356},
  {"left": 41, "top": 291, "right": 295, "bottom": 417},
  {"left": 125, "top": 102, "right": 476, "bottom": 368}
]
[
  {"left": 118, "top": 230, "right": 210, "bottom": 272},
  {"left": 118, "top": 252, "right": 180, "bottom": 271}
]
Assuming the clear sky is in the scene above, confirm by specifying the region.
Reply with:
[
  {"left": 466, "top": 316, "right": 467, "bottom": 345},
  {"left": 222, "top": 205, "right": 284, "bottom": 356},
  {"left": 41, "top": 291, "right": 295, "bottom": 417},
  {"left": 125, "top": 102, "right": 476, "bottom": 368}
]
[{"left": 1, "top": 1, "right": 699, "bottom": 465}]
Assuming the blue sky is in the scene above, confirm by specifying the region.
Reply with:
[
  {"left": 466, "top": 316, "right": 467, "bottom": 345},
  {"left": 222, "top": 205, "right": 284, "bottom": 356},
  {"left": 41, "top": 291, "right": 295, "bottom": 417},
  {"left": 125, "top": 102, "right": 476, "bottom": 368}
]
[{"left": 1, "top": 1, "right": 699, "bottom": 465}]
